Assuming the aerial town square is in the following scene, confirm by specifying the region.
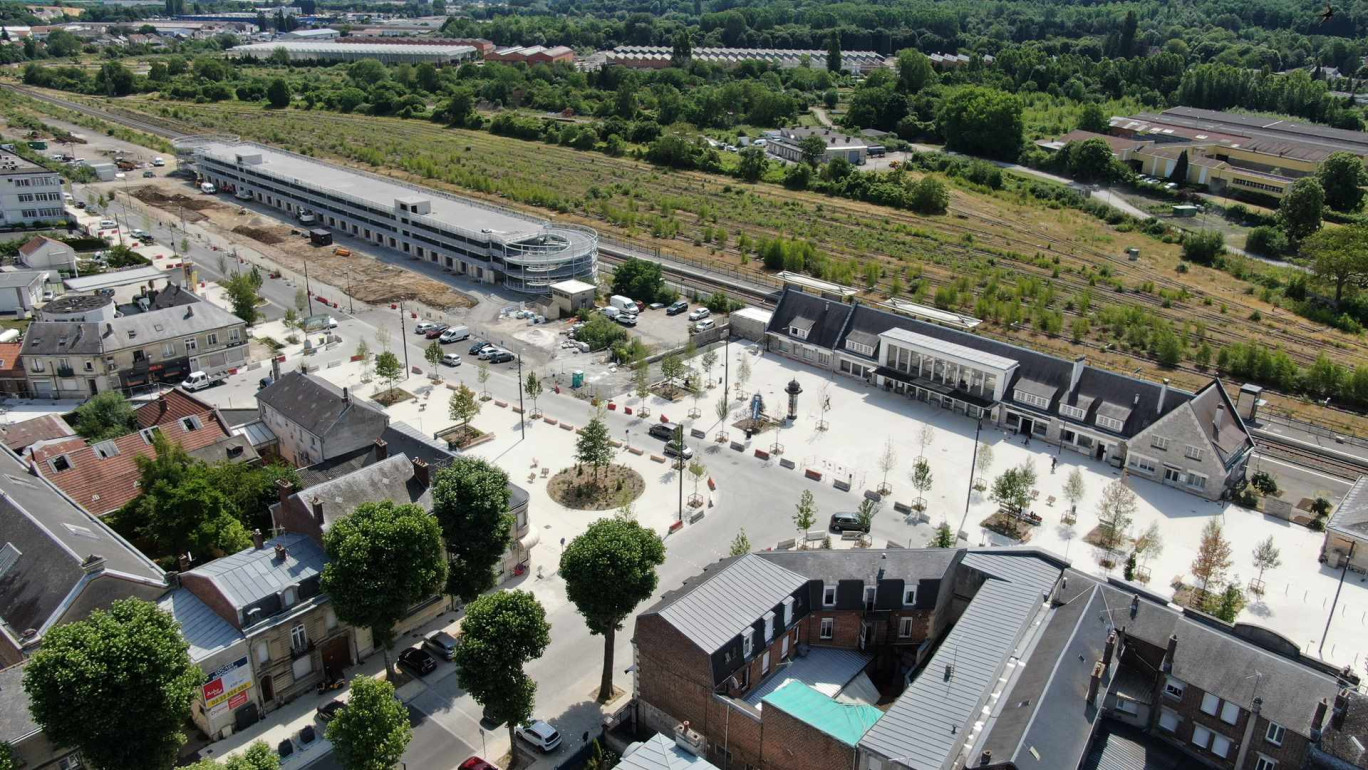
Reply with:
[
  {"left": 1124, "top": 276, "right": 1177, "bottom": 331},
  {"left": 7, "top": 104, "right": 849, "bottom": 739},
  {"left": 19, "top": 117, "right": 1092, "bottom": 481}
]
[{"left": 4, "top": 3, "right": 1368, "bottom": 770}]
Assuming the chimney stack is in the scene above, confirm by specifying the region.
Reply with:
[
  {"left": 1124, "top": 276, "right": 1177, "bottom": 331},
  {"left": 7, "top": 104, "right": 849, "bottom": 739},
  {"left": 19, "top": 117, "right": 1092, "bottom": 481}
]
[
  {"left": 274, "top": 543, "right": 287, "bottom": 561},
  {"left": 1087, "top": 661, "right": 1105, "bottom": 705},
  {"left": 310, "top": 496, "right": 323, "bottom": 525},
  {"left": 1214, "top": 404, "right": 1225, "bottom": 441},
  {"left": 275, "top": 477, "right": 293, "bottom": 505},
  {"left": 252, "top": 528, "right": 264, "bottom": 549},
  {"left": 1103, "top": 630, "right": 1117, "bottom": 667},
  {"left": 177, "top": 552, "right": 191, "bottom": 571},
  {"left": 1069, "top": 355, "right": 1086, "bottom": 393},
  {"left": 1334, "top": 689, "right": 1350, "bottom": 729},
  {"left": 1158, "top": 379, "right": 1169, "bottom": 414},
  {"left": 374, "top": 438, "right": 387, "bottom": 460},
  {"left": 978, "top": 750, "right": 993, "bottom": 767},
  {"left": 411, "top": 457, "right": 430, "bottom": 486},
  {"left": 81, "top": 553, "right": 105, "bottom": 574},
  {"left": 1312, "top": 698, "right": 1330, "bottom": 739},
  {"left": 1163, "top": 634, "right": 1178, "bottom": 672}
]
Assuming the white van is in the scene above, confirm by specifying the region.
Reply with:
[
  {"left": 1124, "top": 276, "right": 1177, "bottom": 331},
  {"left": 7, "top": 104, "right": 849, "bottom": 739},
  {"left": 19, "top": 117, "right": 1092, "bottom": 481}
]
[
  {"left": 610, "top": 295, "right": 636, "bottom": 313},
  {"left": 181, "top": 370, "right": 226, "bottom": 391},
  {"left": 200, "top": 182, "right": 217, "bottom": 194},
  {"left": 235, "top": 188, "right": 252, "bottom": 201},
  {"left": 298, "top": 211, "right": 316, "bottom": 225},
  {"left": 152, "top": 156, "right": 165, "bottom": 167}
]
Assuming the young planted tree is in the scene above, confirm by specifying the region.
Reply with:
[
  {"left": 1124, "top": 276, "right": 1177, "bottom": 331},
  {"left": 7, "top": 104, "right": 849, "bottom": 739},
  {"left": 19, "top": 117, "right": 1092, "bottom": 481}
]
[
  {"left": 449, "top": 383, "right": 480, "bottom": 436},
  {"left": 974, "top": 443, "right": 994, "bottom": 491},
  {"left": 729, "top": 528, "right": 752, "bottom": 556},
  {"left": 576, "top": 416, "right": 614, "bottom": 482},
  {"left": 1095, "top": 480, "right": 1137, "bottom": 567},
  {"left": 688, "top": 459, "right": 707, "bottom": 502},
  {"left": 23, "top": 599, "right": 201, "bottom": 770},
  {"left": 910, "top": 457, "right": 933, "bottom": 511},
  {"left": 660, "top": 353, "right": 686, "bottom": 396},
  {"left": 990, "top": 462, "right": 1037, "bottom": 518},
  {"left": 633, "top": 357, "right": 651, "bottom": 409},
  {"left": 736, "top": 354, "right": 752, "bottom": 397},
  {"left": 473, "top": 357, "right": 490, "bottom": 396},
  {"left": 561, "top": 518, "right": 666, "bottom": 701},
  {"left": 373, "top": 350, "right": 403, "bottom": 399},
  {"left": 431, "top": 457, "right": 512, "bottom": 603},
  {"left": 794, "top": 489, "right": 817, "bottom": 540},
  {"left": 877, "top": 437, "right": 897, "bottom": 495},
  {"left": 855, "top": 497, "right": 880, "bottom": 544},
  {"left": 326, "top": 677, "right": 410, "bottom": 770},
  {"left": 1063, "top": 467, "right": 1086, "bottom": 513},
  {"left": 701, "top": 348, "right": 718, "bottom": 386},
  {"left": 932, "top": 522, "right": 956, "bottom": 548},
  {"left": 1133, "top": 522, "right": 1164, "bottom": 570},
  {"left": 294, "top": 287, "right": 309, "bottom": 314},
  {"left": 321, "top": 501, "right": 448, "bottom": 678},
  {"left": 1251, "top": 536, "right": 1282, "bottom": 593},
  {"left": 917, "top": 423, "right": 936, "bottom": 459},
  {"left": 354, "top": 339, "right": 371, "bottom": 376},
  {"left": 424, "top": 340, "right": 444, "bottom": 375},
  {"left": 525, "top": 371, "right": 543, "bottom": 417},
  {"left": 1191, "top": 519, "right": 1234, "bottom": 599},
  {"left": 453, "top": 591, "right": 550, "bottom": 750},
  {"left": 282, "top": 308, "right": 300, "bottom": 334}
]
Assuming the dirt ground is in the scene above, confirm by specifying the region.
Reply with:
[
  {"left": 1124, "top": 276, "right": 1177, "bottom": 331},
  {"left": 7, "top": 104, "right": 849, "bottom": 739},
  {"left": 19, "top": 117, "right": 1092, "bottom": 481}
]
[{"left": 130, "top": 180, "right": 476, "bottom": 310}]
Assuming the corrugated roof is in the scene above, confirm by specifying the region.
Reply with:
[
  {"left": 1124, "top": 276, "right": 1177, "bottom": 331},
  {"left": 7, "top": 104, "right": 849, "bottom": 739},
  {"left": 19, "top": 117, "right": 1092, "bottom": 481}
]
[
  {"left": 159, "top": 587, "right": 243, "bottom": 662},
  {"left": 1079, "top": 722, "right": 1189, "bottom": 770},
  {"left": 1329, "top": 475, "right": 1368, "bottom": 538},
  {"left": 762, "top": 682, "right": 883, "bottom": 746},
  {"left": 184, "top": 533, "right": 325, "bottom": 611},
  {"left": 657, "top": 554, "right": 808, "bottom": 652}
]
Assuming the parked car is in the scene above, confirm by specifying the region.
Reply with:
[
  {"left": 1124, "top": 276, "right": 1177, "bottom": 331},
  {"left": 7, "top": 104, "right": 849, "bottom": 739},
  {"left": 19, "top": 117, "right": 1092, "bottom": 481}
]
[
  {"left": 131, "top": 229, "right": 152, "bottom": 241},
  {"left": 666, "top": 300, "right": 689, "bottom": 315},
  {"left": 414, "top": 321, "right": 438, "bottom": 334},
  {"left": 615, "top": 313, "right": 637, "bottom": 327},
  {"left": 664, "top": 440, "right": 694, "bottom": 460},
  {"left": 152, "top": 156, "right": 166, "bottom": 167},
  {"left": 425, "top": 323, "right": 450, "bottom": 339},
  {"left": 600, "top": 306, "right": 620, "bottom": 319},
  {"left": 648, "top": 422, "right": 680, "bottom": 441},
  {"left": 398, "top": 647, "right": 438, "bottom": 676},
  {"left": 458, "top": 759, "right": 499, "bottom": 770},
  {"left": 423, "top": 630, "right": 460, "bottom": 661},
  {"left": 142, "top": 170, "right": 155, "bottom": 178},
  {"left": 515, "top": 721, "right": 562, "bottom": 753},
  {"left": 98, "top": 219, "right": 117, "bottom": 229},
  {"left": 441, "top": 353, "right": 462, "bottom": 367},
  {"left": 316, "top": 700, "right": 347, "bottom": 723},
  {"left": 694, "top": 319, "right": 716, "bottom": 332},
  {"left": 829, "top": 512, "right": 868, "bottom": 533},
  {"left": 688, "top": 308, "right": 711, "bottom": 321},
  {"left": 487, "top": 350, "right": 515, "bottom": 364},
  {"left": 469, "top": 340, "right": 494, "bottom": 355},
  {"left": 477, "top": 345, "right": 501, "bottom": 360},
  {"left": 440, "top": 326, "right": 470, "bottom": 343}
]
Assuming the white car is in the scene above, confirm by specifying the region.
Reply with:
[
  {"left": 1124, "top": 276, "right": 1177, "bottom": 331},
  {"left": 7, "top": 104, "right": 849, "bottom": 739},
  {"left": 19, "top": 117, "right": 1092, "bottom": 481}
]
[
  {"left": 515, "top": 721, "right": 562, "bottom": 753},
  {"left": 414, "top": 321, "right": 438, "bottom": 334},
  {"left": 441, "top": 353, "right": 462, "bottom": 367},
  {"left": 98, "top": 219, "right": 117, "bottom": 229},
  {"left": 152, "top": 156, "right": 165, "bottom": 167},
  {"left": 688, "top": 308, "right": 711, "bottom": 322},
  {"left": 694, "top": 318, "right": 716, "bottom": 332}
]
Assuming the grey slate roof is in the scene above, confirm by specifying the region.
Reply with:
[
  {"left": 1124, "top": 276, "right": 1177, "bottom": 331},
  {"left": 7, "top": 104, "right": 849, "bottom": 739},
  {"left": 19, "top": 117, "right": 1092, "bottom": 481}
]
[
  {"left": 858, "top": 551, "right": 1062, "bottom": 769},
  {"left": 1187, "top": 380, "right": 1254, "bottom": 464},
  {"left": 1329, "top": 475, "right": 1368, "bottom": 538},
  {"left": 291, "top": 453, "right": 428, "bottom": 532},
  {"left": 0, "top": 661, "right": 40, "bottom": 746},
  {"left": 159, "top": 587, "right": 244, "bottom": 662},
  {"left": 20, "top": 321, "right": 103, "bottom": 356},
  {"left": 104, "top": 297, "right": 242, "bottom": 350},
  {"left": 656, "top": 554, "right": 809, "bottom": 653},
  {"left": 183, "top": 533, "right": 325, "bottom": 611},
  {"left": 257, "top": 371, "right": 387, "bottom": 440},
  {"left": 757, "top": 549, "right": 957, "bottom": 585},
  {"left": 298, "top": 421, "right": 457, "bottom": 489},
  {"left": 615, "top": 733, "right": 720, "bottom": 770},
  {"left": 765, "top": 289, "right": 853, "bottom": 352}
]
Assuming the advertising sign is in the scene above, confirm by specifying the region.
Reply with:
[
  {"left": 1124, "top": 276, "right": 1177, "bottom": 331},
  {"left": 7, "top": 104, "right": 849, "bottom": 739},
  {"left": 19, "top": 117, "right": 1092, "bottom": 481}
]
[{"left": 202, "top": 657, "right": 253, "bottom": 715}]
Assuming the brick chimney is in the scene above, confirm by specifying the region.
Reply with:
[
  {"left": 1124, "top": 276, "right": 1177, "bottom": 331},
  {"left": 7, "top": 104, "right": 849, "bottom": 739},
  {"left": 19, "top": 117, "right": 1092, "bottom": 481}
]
[
  {"left": 1103, "top": 630, "right": 1117, "bottom": 667},
  {"left": 274, "top": 542, "right": 287, "bottom": 561},
  {"left": 978, "top": 750, "right": 993, "bottom": 767},
  {"left": 374, "top": 438, "right": 387, "bottom": 460},
  {"left": 1312, "top": 698, "right": 1330, "bottom": 739},
  {"left": 275, "top": 477, "right": 294, "bottom": 505},
  {"left": 1334, "top": 689, "right": 1350, "bottom": 729},
  {"left": 1163, "top": 634, "right": 1178, "bottom": 672},
  {"left": 1087, "top": 660, "right": 1105, "bottom": 705},
  {"left": 310, "top": 496, "right": 323, "bottom": 525},
  {"left": 252, "top": 528, "right": 265, "bottom": 550},
  {"left": 411, "top": 457, "right": 430, "bottom": 486}
]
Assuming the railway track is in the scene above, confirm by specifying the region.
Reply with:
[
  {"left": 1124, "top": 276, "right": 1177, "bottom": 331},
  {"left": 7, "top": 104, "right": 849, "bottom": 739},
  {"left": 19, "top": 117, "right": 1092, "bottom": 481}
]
[{"left": 1253, "top": 431, "right": 1368, "bottom": 481}]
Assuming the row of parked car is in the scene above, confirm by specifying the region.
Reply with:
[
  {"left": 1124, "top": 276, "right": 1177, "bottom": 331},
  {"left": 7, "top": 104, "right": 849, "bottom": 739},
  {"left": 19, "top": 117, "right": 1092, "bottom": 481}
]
[{"left": 413, "top": 322, "right": 517, "bottom": 366}]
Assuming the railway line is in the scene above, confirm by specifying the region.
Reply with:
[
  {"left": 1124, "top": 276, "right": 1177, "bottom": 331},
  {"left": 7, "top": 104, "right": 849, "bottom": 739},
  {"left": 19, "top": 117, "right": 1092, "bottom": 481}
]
[{"left": 1253, "top": 431, "right": 1368, "bottom": 481}]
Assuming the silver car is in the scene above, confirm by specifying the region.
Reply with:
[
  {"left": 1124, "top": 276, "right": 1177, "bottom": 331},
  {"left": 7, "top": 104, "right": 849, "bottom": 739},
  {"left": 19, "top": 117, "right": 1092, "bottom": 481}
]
[{"left": 422, "top": 630, "right": 459, "bottom": 661}]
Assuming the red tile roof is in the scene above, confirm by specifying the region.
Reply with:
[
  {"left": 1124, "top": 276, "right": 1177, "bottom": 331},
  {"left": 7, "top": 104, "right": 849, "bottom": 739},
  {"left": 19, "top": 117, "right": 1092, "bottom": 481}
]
[
  {"left": 134, "top": 388, "right": 217, "bottom": 429},
  {"left": 18, "top": 235, "right": 65, "bottom": 257},
  {"left": 29, "top": 406, "right": 233, "bottom": 516},
  {"left": 0, "top": 413, "right": 74, "bottom": 452},
  {"left": 0, "top": 342, "right": 22, "bottom": 378}
]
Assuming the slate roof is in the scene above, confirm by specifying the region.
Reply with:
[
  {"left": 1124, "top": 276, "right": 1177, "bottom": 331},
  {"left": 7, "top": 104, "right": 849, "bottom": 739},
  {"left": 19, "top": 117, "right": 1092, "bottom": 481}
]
[
  {"left": 1328, "top": 475, "right": 1368, "bottom": 539},
  {"left": 288, "top": 453, "right": 429, "bottom": 532},
  {"left": 257, "top": 371, "right": 387, "bottom": 440},
  {"left": 655, "top": 554, "right": 809, "bottom": 653},
  {"left": 297, "top": 421, "right": 457, "bottom": 489},
  {"left": 103, "top": 297, "right": 242, "bottom": 351},
  {"left": 1186, "top": 380, "right": 1254, "bottom": 465},
  {"left": 0, "top": 661, "right": 40, "bottom": 746},
  {"left": 757, "top": 549, "right": 957, "bottom": 585},
  {"left": 615, "top": 733, "right": 720, "bottom": 770},
  {"left": 158, "top": 587, "right": 244, "bottom": 662},
  {"left": 20, "top": 321, "right": 102, "bottom": 356},
  {"left": 765, "top": 289, "right": 853, "bottom": 352},
  {"left": 0, "top": 413, "right": 73, "bottom": 452},
  {"left": 183, "top": 533, "right": 325, "bottom": 612},
  {"left": 762, "top": 681, "right": 883, "bottom": 746},
  {"left": 0, "top": 445, "right": 163, "bottom": 645}
]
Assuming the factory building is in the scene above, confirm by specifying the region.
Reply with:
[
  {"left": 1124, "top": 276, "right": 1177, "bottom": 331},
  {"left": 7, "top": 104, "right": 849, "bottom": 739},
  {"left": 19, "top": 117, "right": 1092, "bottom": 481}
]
[{"left": 227, "top": 41, "right": 479, "bottom": 64}]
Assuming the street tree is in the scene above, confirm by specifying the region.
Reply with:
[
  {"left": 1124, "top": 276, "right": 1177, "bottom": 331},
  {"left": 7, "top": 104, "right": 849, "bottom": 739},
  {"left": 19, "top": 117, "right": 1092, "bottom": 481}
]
[
  {"left": 989, "top": 462, "right": 1037, "bottom": 518},
  {"left": 855, "top": 497, "right": 880, "bottom": 543},
  {"left": 321, "top": 501, "right": 447, "bottom": 678},
  {"left": 183, "top": 741, "right": 279, "bottom": 770},
  {"left": 932, "top": 522, "right": 955, "bottom": 548},
  {"left": 917, "top": 423, "right": 935, "bottom": 458},
  {"left": 71, "top": 390, "right": 137, "bottom": 441},
  {"left": 910, "top": 457, "right": 933, "bottom": 510},
  {"left": 1133, "top": 522, "right": 1164, "bottom": 569},
  {"left": 877, "top": 437, "right": 897, "bottom": 494},
  {"left": 974, "top": 443, "right": 994, "bottom": 490},
  {"left": 449, "top": 382, "right": 480, "bottom": 434},
  {"left": 688, "top": 459, "right": 707, "bottom": 499},
  {"left": 477, "top": 358, "right": 490, "bottom": 396},
  {"left": 295, "top": 287, "right": 308, "bottom": 313},
  {"left": 1317, "top": 151, "right": 1367, "bottom": 213},
  {"left": 326, "top": 676, "right": 410, "bottom": 770},
  {"left": 633, "top": 357, "right": 651, "bottom": 405},
  {"left": 700, "top": 348, "right": 718, "bottom": 385},
  {"left": 222, "top": 272, "right": 260, "bottom": 325},
  {"left": 576, "top": 416, "right": 615, "bottom": 482},
  {"left": 736, "top": 354, "right": 752, "bottom": 395},
  {"left": 1251, "top": 535, "right": 1282, "bottom": 591},
  {"left": 794, "top": 489, "right": 817, "bottom": 538},
  {"left": 431, "top": 457, "right": 512, "bottom": 603},
  {"left": 424, "top": 340, "right": 443, "bottom": 373},
  {"left": 1191, "top": 519, "right": 1234, "bottom": 598},
  {"left": 660, "top": 353, "right": 686, "bottom": 396},
  {"left": 1303, "top": 224, "right": 1368, "bottom": 304},
  {"left": 23, "top": 599, "right": 200, "bottom": 770},
  {"left": 454, "top": 591, "right": 550, "bottom": 750},
  {"left": 525, "top": 372, "right": 543, "bottom": 417},
  {"left": 373, "top": 350, "right": 403, "bottom": 399},
  {"left": 561, "top": 518, "right": 665, "bottom": 701},
  {"left": 1280, "top": 177, "right": 1325, "bottom": 241},
  {"left": 1063, "top": 467, "right": 1086, "bottom": 513},
  {"left": 1095, "top": 480, "right": 1137, "bottom": 566},
  {"left": 729, "top": 528, "right": 751, "bottom": 556},
  {"left": 282, "top": 308, "right": 300, "bottom": 334}
]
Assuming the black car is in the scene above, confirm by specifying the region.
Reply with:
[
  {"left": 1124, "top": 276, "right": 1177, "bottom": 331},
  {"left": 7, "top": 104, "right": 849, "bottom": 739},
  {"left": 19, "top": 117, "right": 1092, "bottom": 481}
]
[
  {"left": 487, "top": 350, "right": 515, "bottom": 364},
  {"left": 316, "top": 700, "right": 347, "bottom": 723},
  {"left": 666, "top": 300, "right": 689, "bottom": 315},
  {"left": 398, "top": 647, "right": 438, "bottom": 676},
  {"left": 648, "top": 422, "right": 680, "bottom": 441},
  {"left": 829, "top": 513, "right": 868, "bottom": 533},
  {"left": 469, "top": 340, "right": 493, "bottom": 355}
]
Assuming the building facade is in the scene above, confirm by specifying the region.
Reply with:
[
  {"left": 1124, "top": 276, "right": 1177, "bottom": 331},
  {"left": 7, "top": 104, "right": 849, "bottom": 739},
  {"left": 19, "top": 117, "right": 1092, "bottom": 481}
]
[
  {"left": 256, "top": 371, "right": 389, "bottom": 467},
  {"left": 0, "top": 153, "right": 66, "bottom": 228},
  {"left": 181, "top": 138, "right": 597, "bottom": 295},
  {"left": 767, "top": 128, "right": 870, "bottom": 165}
]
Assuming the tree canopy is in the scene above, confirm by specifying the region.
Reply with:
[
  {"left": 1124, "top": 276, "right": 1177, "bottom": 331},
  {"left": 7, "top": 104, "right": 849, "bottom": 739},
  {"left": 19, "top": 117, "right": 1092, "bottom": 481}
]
[
  {"left": 453, "top": 590, "right": 550, "bottom": 748},
  {"left": 71, "top": 391, "right": 138, "bottom": 442},
  {"left": 430, "top": 457, "right": 513, "bottom": 603},
  {"left": 326, "top": 676, "right": 411, "bottom": 770}
]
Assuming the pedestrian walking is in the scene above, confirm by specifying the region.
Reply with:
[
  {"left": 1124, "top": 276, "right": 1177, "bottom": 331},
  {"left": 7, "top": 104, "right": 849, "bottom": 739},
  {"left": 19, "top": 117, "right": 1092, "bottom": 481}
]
[{"left": 1051, "top": 457, "right": 1057, "bottom": 473}]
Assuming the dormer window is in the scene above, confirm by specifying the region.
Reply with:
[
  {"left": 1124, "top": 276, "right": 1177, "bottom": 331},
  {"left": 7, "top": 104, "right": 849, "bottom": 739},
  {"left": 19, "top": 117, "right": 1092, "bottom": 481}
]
[
  {"left": 763, "top": 611, "right": 774, "bottom": 641},
  {"left": 181, "top": 416, "right": 202, "bottom": 432},
  {"left": 845, "top": 340, "right": 874, "bottom": 356},
  {"left": 139, "top": 426, "right": 161, "bottom": 444},
  {"left": 50, "top": 454, "right": 71, "bottom": 472},
  {"left": 1014, "top": 390, "right": 1051, "bottom": 409},
  {"left": 822, "top": 584, "right": 835, "bottom": 606},
  {"left": 1060, "top": 405, "right": 1085, "bottom": 421},
  {"left": 790, "top": 325, "right": 809, "bottom": 340},
  {"left": 741, "top": 630, "right": 753, "bottom": 658},
  {"left": 1096, "top": 415, "right": 1125, "bottom": 432}
]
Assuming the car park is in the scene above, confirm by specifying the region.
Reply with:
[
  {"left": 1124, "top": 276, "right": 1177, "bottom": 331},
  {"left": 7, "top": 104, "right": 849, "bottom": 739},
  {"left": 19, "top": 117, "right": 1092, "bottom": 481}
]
[
  {"left": 316, "top": 700, "right": 347, "bottom": 723},
  {"left": 515, "top": 721, "right": 563, "bottom": 753},
  {"left": 688, "top": 308, "right": 711, "bottom": 321},
  {"left": 648, "top": 422, "right": 680, "bottom": 441},
  {"left": 423, "top": 630, "right": 460, "bottom": 660},
  {"left": 487, "top": 350, "right": 515, "bottom": 364},
  {"left": 667, "top": 300, "right": 689, "bottom": 315},
  {"left": 829, "top": 512, "right": 868, "bottom": 533},
  {"left": 441, "top": 353, "right": 462, "bottom": 367},
  {"left": 398, "top": 647, "right": 437, "bottom": 676},
  {"left": 414, "top": 321, "right": 438, "bottom": 334},
  {"left": 694, "top": 319, "right": 716, "bottom": 332}
]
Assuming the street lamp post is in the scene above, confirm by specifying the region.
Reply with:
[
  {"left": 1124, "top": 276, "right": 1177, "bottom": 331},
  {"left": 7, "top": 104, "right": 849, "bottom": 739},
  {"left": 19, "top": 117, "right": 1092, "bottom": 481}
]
[
  {"left": 1321, "top": 540, "right": 1357, "bottom": 658},
  {"left": 303, "top": 258, "right": 315, "bottom": 316},
  {"left": 956, "top": 417, "right": 984, "bottom": 543},
  {"left": 516, "top": 354, "right": 526, "bottom": 440}
]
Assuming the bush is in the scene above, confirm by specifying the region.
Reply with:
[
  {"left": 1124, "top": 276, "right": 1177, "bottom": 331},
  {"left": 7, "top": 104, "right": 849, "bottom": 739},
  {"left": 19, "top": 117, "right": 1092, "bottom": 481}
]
[
  {"left": 1244, "top": 226, "right": 1288, "bottom": 257},
  {"left": 908, "top": 176, "right": 949, "bottom": 215},
  {"left": 575, "top": 314, "right": 627, "bottom": 352},
  {"left": 1181, "top": 229, "right": 1225, "bottom": 264}
]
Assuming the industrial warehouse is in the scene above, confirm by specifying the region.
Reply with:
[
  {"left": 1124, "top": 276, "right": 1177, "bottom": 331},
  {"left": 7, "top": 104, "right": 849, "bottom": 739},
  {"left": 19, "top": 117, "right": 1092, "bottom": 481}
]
[
  {"left": 177, "top": 137, "right": 598, "bottom": 294},
  {"left": 226, "top": 41, "right": 481, "bottom": 64}
]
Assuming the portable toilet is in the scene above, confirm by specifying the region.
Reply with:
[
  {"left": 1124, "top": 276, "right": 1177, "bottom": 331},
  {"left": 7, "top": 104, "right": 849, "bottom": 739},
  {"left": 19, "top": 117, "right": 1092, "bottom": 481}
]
[{"left": 572, "top": 370, "right": 584, "bottom": 388}]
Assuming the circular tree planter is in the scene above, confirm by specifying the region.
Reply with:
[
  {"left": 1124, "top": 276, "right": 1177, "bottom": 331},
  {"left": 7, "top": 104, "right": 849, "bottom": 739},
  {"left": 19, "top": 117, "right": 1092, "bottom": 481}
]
[{"left": 547, "top": 464, "right": 645, "bottom": 511}]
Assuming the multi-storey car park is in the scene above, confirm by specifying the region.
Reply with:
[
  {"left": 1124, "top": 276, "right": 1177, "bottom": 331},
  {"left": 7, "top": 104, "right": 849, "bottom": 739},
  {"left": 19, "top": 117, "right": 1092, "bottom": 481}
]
[{"left": 175, "top": 136, "right": 598, "bottom": 295}]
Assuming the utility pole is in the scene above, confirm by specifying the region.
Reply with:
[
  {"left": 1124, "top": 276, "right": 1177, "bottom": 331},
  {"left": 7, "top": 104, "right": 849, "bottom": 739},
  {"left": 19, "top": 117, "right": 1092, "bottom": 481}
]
[
  {"left": 398, "top": 301, "right": 410, "bottom": 373},
  {"left": 1321, "top": 540, "right": 1356, "bottom": 658},
  {"left": 346, "top": 272, "right": 354, "bottom": 314},
  {"left": 723, "top": 336, "right": 730, "bottom": 402},
  {"left": 303, "top": 258, "right": 315, "bottom": 316},
  {"left": 676, "top": 424, "right": 685, "bottom": 522},
  {"left": 516, "top": 354, "right": 526, "bottom": 440},
  {"left": 955, "top": 417, "right": 984, "bottom": 543}
]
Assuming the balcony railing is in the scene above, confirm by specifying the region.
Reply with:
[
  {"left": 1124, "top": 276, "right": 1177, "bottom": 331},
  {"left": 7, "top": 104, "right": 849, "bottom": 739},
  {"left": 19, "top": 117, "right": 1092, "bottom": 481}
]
[
  {"left": 290, "top": 640, "right": 314, "bottom": 660},
  {"left": 55, "top": 366, "right": 74, "bottom": 377}
]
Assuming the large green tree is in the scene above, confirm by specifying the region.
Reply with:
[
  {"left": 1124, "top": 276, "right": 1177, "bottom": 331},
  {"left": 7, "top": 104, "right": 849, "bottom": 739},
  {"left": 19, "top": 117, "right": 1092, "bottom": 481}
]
[
  {"left": 560, "top": 518, "right": 665, "bottom": 701},
  {"left": 321, "top": 501, "right": 448, "bottom": 677},
  {"left": 71, "top": 391, "right": 138, "bottom": 441},
  {"left": 24, "top": 599, "right": 201, "bottom": 770},
  {"left": 611, "top": 257, "right": 666, "bottom": 303},
  {"left": 1303, "top": 224, "right": 1368, "bottom": 304},
  {"left": 1279, "top": 177, "right": 1325, "bottom": 241},
  {"left": 1067, "top": 138, "right": 1120, "bottom": 183},
  {"left": 265, "top": 78, "right": 291, "bottom": 109},
  {"left": 430, "top": 457, "right": 512, "bottom": 603},
  {"left": 937, "top": 86, "right": 1024, "bottom": 161},
  {"left": 575, "top": 416, "right": 614, "bottom": 481},
  {"left": 1317, "top": 151, "right": 1367, "bottom": 213},
  {"left": 326, "top": 677, "right": 411, "bottom": 770},
  {"left": 222, "top": 272, "right": 260, "bottom": 325},
  {"left": 453, "top": 591, "right": 550, "bottom": 749},
  {"left": 895, "top": 49, "right": 935, "bottom": 94}
]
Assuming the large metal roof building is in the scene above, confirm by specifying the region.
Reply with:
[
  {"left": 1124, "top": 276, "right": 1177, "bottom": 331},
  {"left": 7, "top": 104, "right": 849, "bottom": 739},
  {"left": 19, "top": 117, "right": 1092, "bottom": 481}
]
[{"left": 227, "top": 41, "right": 479, "bottom": 64}]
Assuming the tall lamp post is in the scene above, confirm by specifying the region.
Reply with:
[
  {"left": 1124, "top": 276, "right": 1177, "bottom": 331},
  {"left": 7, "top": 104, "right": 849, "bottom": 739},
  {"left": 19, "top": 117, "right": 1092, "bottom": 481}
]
[
  {"left": 516, "top": 354, "right": 526, "bottom": 440},
  {"left": 955, "top": 417, "right": 984, "bottom": 543}
]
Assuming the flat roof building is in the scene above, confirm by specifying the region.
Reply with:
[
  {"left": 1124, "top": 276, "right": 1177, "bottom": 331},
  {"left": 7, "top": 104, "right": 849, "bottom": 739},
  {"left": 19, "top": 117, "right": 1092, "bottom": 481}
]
[
  {"left": 607, "top": 46, "right": 890, "bottom": 73},
  {"left": 179, "top": 138, "right": 597, "bottom": 294},
  {"left": 227, "top": 41, "right": 479, "bottom": 64},
  {"left": 0, "top": 151, "right": 67, "bottom": 228}
]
